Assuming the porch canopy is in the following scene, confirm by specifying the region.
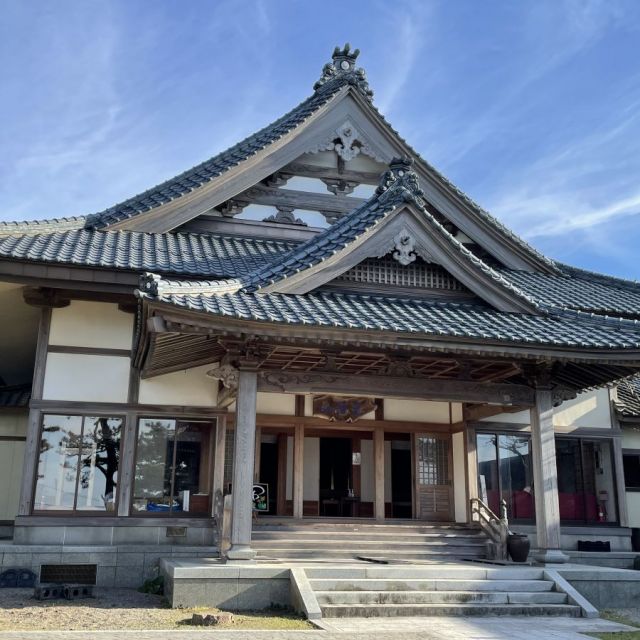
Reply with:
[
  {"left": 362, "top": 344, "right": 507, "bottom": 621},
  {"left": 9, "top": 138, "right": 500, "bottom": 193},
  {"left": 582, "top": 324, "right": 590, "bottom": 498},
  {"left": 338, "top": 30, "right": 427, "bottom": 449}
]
[{"left": 134, "top": 160, "right": 640, "bottom": 562}]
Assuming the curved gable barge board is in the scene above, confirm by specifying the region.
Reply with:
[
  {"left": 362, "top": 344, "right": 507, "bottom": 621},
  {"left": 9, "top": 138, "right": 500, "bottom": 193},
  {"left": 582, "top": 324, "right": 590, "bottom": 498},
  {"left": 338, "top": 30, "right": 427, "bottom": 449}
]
[
  {"left": 97, "top": 84, "right": 553, "bottom": 274},
  {"left": 103, "top": 89, "right": 352, "bottom": 234},
  {"left": 257, "top": 205, "right": 539, "bottom": 314},
  {"left": 343, "top": 90, "right": 557, "bottom": 274}
]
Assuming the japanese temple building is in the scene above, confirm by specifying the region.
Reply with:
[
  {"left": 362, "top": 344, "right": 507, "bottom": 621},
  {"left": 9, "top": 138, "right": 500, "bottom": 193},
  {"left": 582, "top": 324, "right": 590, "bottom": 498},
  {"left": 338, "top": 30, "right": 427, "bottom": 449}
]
[{"left": 1, "top": 45, "right": 640, "bottom": 586}]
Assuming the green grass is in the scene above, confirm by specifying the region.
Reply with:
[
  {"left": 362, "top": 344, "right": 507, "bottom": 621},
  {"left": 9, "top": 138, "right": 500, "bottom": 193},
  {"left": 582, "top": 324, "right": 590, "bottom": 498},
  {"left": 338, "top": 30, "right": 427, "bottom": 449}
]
[{"left": 586, "top": 610, "right": 640, "bottom": 640}]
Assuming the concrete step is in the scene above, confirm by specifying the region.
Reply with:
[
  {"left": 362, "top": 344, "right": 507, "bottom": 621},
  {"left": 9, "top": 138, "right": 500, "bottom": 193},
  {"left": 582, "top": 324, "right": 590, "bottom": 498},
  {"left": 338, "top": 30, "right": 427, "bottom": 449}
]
[
  {"left": 251, "top": 538, "right": 486, "bottom": 553},
  {"left": 305, "top": 567, "right": 545, "bottom": 580},
  {"left": 319, "top": 603, "right": 581, "bottom": 618},
  {"left": 309, "top": 578, "right": 556, "bottom": 592},
  {"left": 315, "top": 590, "right": 568, "bottom": 605},
  {"left": 255, "top": 549, "right": 486, "bottom": 560},
  {"left": 252, "top": 531, "right": 487, "bottom": 542}
]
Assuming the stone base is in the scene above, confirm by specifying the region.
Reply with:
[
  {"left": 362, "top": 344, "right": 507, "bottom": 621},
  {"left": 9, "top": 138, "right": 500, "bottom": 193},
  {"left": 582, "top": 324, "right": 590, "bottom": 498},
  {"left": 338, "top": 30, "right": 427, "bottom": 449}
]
[
  {"left": 226, "top": 545, "right": 257, "bottom": 562},
  {"left": 534, "top": 549, "right": 570, "bottom": 564}
]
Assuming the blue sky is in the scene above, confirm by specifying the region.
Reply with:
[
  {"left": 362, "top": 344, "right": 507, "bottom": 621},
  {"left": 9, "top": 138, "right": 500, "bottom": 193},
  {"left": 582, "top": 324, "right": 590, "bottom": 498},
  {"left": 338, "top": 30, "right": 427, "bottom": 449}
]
[{"left": 1, "top": 1, "right": 640, "bottom": 278}]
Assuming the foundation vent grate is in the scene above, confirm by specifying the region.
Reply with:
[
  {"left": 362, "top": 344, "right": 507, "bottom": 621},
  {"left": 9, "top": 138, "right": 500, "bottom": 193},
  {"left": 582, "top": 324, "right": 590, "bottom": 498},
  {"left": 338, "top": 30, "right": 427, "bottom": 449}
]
[{"left": 40, "top": 564, "right": 97, "bottom": 585}]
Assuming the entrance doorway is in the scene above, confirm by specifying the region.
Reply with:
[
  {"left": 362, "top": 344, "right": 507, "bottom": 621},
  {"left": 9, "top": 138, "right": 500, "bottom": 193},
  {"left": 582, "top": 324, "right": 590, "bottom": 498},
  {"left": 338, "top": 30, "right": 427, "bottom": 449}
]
[
  {"left": 414, "top": 433, "right": 453, "bottom": 521},
  {"left": 319, "top": 437, "right": 355, "bottom": 517}
]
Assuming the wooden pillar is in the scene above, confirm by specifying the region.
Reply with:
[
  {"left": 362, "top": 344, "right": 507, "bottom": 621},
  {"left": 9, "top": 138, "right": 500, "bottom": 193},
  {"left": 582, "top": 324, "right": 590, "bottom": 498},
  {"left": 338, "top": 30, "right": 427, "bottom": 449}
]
[
  {"left": 276, "top": 434, "right": 287, "bottom": 516},
  {"left": 293, "top": 424, "right": 304, "bottom": 519},
  {"left": 465, "top": 424, "right": 477, "bottom": 523},
  {"left": 530, "top": 388, "right": 568, "bottom": 563},
  {"left": 212, "top": 415, "right": 228, "bottom": 515},
  {"left": 117, "top": 410, "right": 138, "bottom": 516},
  {"left": 612, "top": 436, "right": 629, "bottom": 527},
  {"left": 374, "top": 428, "right": 385, "bottom": 521},
  {"left": 18, "top": 307, "right": 51, "bottom": 516},
  {"left": 228, "top": 370, "right": 257, "bottom": 561}
]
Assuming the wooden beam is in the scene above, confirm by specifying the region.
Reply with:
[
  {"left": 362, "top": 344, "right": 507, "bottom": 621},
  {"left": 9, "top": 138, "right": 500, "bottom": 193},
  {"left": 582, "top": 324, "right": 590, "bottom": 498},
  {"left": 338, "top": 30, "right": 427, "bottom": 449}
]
[
  {"left": 258, "top": 371, "right": 535, "bottom": 406},
  {"left": 282, "top": 162, "right": 381, "bottom": 185},
  {"left": 239, "top": 184, "right": 366, "bottom": 215}
]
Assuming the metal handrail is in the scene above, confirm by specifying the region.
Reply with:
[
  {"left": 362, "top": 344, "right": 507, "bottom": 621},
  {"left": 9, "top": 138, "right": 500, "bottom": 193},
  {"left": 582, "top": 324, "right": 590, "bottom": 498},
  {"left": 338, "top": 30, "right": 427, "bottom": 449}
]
[{"left": 470, "top": 497, "right": 510, "bottom": 560}]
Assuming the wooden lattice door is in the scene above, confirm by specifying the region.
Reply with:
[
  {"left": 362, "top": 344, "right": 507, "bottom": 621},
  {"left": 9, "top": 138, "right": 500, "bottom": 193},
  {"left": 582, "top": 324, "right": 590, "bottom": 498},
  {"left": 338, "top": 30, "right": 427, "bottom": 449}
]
[{"left": 414, "top": 433, "right": 453, "bottom": 521}]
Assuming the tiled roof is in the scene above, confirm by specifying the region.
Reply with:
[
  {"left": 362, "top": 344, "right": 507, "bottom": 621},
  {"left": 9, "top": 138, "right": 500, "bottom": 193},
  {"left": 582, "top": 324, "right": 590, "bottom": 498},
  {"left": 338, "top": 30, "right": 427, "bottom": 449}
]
[
  {"left": 499, "top": 269, "right": 640, "bottom": 317},
  {"left": 615, "top": 376, "right": 640, "bottom": 418},
  {"left": 149, "top": 287, "right": 640, "bottom": 350},
  {"left": 0, "top": 229, "right": 294, "bottom": 278},
  {"left": 0, "top": 384, "right": 31, "bottom": 409},
  {"left": 87, "top": 88, "right": 344, "bottom": 229},
  {"left": 241, "top": 159, "right": 543, "bottom": 313}
]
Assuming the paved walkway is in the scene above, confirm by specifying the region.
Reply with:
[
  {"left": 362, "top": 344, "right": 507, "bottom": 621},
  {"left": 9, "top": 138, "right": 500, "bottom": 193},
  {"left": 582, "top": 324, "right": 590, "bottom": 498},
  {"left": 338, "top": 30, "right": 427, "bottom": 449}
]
[{"left": 0, "top": 616, "right": 635, "bottom": 640}]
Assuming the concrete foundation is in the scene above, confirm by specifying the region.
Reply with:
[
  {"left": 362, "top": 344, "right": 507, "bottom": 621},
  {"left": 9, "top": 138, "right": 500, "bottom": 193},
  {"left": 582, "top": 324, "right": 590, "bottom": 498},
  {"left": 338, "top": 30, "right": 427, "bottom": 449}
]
[
  {"left": 558, "top": 565, "right": 640, "bottom": 609},
  {"left": 0, "top": 543, "right": 219, "bottom": 587}
]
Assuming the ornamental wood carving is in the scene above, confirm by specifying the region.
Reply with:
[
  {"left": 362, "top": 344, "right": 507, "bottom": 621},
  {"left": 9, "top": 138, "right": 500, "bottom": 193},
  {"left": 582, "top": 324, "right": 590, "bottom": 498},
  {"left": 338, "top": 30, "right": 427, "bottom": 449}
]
[{"left": 312, "top": 394, "right": 377, "bottom": 422}]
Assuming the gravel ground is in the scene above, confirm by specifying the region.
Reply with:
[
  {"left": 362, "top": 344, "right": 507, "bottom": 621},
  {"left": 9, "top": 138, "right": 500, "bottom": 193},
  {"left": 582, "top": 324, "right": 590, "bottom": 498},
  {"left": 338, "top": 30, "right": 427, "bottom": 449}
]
[{"left": 0, "top": 588, "right": 312, "bottom": 631}]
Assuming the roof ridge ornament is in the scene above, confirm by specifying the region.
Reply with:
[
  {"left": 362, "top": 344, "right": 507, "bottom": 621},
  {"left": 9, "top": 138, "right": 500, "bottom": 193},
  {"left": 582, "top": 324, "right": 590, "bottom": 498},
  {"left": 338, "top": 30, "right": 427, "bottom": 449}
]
[
  {"left": 375, "top": 156, "right": 424, "bottom": 205},
  {"left": 314, "top": 43, "right": 374, "bottom": 101}
]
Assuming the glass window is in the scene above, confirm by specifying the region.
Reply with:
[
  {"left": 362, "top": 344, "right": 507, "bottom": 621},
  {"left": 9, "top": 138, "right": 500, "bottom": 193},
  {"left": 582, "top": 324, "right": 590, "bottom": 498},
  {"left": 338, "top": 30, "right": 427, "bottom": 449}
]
[
  {"left": 132, "top": 418, "right": 214, "bottom": 515},
  {"left": 34, "top": 414, "right": 122, "bottom": 512},
  {"left": 498, "top": 434, "right": 534, "bottom": 521},
  {"left": 623, "top": 452, "right": 640, "bottom": 490},
  {"left": 477, "top": 433, "right": 500, "bottom": 515},
  {"left": 556, "top": 437, "right": 618, "bottom": 524},
  {"left": 477, "top": 432, "right": 534, "bottom": 521}
]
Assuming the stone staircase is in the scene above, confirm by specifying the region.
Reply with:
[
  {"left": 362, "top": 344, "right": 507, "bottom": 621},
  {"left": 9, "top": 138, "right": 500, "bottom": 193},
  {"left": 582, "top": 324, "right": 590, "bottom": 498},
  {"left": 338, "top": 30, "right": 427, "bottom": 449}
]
[
  {"left": 304, "top": 565, "right": 581, "bottom": 617},
  {"left": 252, "top": 521, "right": 489, "bottom": 562}
]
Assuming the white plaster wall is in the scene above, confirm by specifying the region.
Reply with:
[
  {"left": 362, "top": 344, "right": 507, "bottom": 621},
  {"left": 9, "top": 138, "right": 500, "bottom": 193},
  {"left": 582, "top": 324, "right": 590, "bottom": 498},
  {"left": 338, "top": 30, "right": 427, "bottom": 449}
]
[
  {"left": 450, "top": 403, "right": 463, "bottom": 423},
  {"left": 480, "top": 410, "right": 530, "bottom": 424},
  {"left": 627, "top": 493, "right": 640, "bottom": 528},
  {"left": 622, "top": 429, "right": 640, "bottom": 449},
  {"left": 360, "top": 439, "right": 374, "bottom": 502},
  {"left": 553, "top": 388, "right": 612, "bottom": 428},
  {"left": 286, "top": 436, "right": 293, "bottom": 501},
  {"left": 0, "top": 411, "right": 27, "bottom": 437},
  {"left": 49, "top": 301, "right": 134, "bottom": 349},
  {"left": 452, "top": 431, "right": 467, "bottom": 523},
  {"left": 0, "top": 439, "right": 24, "bottom": 521},
  {"left": 384, "top": 399, "right": 450, "bottom": 423},
  {"left": 623, "top": 428, "right": 640, "bottom": 528},
  {"left": 303, "top": 437, "right": 320, "bottom": 501},
  {"left": 42, "top": 353, "right": 130, "bottom": 403},
  {"left": 138, "top": 364, "right": 218, "bottom": 407},
  {"left": 257, "top": 393, "right": 295, "bottom": 415}
]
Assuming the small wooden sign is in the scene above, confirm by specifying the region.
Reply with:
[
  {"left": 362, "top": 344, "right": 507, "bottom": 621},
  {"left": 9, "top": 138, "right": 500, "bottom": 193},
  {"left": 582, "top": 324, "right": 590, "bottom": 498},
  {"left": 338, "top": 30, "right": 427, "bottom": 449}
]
[
  {"left": 252, "top": 483, "right": 269, "bottom": 512},
  {"left": 313, "top": 395, "right": 377, "bottom": 423}
]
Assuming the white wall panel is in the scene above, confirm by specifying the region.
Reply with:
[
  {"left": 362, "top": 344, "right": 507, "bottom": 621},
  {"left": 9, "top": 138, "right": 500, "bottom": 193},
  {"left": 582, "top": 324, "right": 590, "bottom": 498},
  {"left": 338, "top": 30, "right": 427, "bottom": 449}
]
[
  {"left": 303, "top": 437, "right": 319, "bottom": 501},
  {"left": 257, "top": 393, "right": 295, "bottom": 415},
  {"left": 360, "top": 439, "right": 374, "bottom": 502},
  {"left": 452, "top": 431, "right": 467, "bottom": 523},
  {"left": 42, "top": 353, "right": 129, "bottom": 403},
  {"left": 0, "top": 440, "right": 24, "bottom": 520},
  {"left": 49, "top": 302, "right": 133, "bottom": 349},
  {"left": 384, "top": 399, "right": 450, "bottom": 423},
  {"left": 139, "top": 364, "right": 218, "bottom": 407},
  {"left": 553, "top": 388, "right": 612, "bottom": 428},
  {"left": 0, "top": 412, "right": 28, "bottom": 437}
]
